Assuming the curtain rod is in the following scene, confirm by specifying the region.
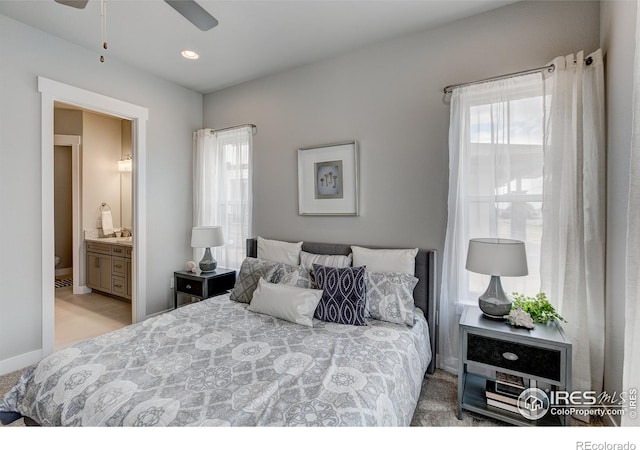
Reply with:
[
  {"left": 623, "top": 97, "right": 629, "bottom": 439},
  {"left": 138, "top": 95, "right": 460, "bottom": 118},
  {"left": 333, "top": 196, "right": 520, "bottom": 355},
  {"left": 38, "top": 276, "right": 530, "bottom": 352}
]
[
  {"left": 443, "top": 56, "right": 594, "bottom": 94},
  {"left": 443, "top": 64, "right": 555, "bottom": 94},
  {"left": 209, "top": 123, "right": 257, "bottom": 135}
]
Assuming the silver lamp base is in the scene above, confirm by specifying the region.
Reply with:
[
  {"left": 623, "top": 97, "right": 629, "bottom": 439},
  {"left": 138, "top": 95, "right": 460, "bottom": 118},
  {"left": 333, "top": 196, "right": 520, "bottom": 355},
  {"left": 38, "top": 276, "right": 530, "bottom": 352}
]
[
  {"left": 199, "top": 247, "right": 218, "bottom": 272},
  {"left": 478, "top": 275, "right": 512, "bottom": 319}
]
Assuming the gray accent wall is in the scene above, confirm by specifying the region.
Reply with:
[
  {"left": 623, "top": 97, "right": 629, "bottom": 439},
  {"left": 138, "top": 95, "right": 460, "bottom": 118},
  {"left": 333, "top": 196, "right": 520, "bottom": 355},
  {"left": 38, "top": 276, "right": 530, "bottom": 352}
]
[
  {"left": 203, "top": 1, "right": 600, "bottom": 297},
  {"left": 0, "top": 14, "right": 202, "bottom": 364},
  {"left": 600, "top": 0, "right": 637, "bottom": 425}
]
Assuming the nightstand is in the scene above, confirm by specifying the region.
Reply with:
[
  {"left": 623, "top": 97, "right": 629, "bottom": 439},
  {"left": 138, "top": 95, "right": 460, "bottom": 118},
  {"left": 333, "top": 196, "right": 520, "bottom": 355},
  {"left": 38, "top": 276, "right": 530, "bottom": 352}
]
[
  {"left": 457, "top": 305, "right": 572, "bottom": 426},
  {"left": 173, "top": 269, "right": 236, "bottom": 309}
]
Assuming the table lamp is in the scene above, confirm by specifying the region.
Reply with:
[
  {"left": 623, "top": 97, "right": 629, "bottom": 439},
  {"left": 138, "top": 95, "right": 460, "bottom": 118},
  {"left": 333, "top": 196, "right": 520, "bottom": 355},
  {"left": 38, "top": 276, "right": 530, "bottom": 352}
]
[
  {"left": 465, "top": 238, "right": 528, "bottom": 318},
  {"left": 191, "top": 226, "right": 224, "bottom": 272}
]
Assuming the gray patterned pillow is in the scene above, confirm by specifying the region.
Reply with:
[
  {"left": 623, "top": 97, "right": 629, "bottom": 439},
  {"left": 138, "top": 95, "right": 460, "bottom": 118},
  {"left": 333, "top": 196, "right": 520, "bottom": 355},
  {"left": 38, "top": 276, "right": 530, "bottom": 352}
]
[
  {"left": 278, "top": 266, "right": 313, "bottom": 289},
  {"left": 229, "top": 257, "right": 279, "bottom": 303},
  {"left": 365, "top": 271, "right": 418, "bottom": 326}
]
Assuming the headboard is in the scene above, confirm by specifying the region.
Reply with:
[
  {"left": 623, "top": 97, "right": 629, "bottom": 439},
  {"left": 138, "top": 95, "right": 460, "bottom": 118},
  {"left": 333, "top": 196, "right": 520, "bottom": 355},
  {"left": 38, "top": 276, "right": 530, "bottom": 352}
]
[{"left": 246, "top": 238, "right": 437, "bottom": 375}]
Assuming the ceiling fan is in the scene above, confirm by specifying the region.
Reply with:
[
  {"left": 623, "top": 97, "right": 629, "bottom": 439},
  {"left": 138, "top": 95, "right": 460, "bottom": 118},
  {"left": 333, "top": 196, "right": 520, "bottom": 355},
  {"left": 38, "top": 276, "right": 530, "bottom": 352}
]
[{"left": 54, "top": 0, "right": 219, "bottom": 31}]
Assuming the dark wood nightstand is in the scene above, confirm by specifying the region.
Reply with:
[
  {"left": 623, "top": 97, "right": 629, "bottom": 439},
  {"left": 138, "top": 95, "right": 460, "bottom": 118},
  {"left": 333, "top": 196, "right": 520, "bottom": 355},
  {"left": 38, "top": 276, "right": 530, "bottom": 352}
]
[
  {"left": 173, "top": 269, "right": 236, "bottom": 309},
  {"left": 457, "top": 305, "right": 572, "bottom": 426}
]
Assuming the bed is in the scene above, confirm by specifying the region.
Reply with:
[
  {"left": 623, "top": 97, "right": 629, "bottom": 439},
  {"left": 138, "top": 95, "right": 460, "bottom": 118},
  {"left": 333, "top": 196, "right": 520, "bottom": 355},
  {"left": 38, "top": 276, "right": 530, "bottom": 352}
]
[{"left": 0, "top": 239, "right": 437, "bottom": 426}]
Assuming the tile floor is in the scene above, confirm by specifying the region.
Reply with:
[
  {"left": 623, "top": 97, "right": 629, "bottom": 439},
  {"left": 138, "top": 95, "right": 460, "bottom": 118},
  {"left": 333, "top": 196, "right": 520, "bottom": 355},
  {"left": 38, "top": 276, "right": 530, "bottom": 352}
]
[{"left": 55, "top": 286, "right": 132, "bottom": 350}]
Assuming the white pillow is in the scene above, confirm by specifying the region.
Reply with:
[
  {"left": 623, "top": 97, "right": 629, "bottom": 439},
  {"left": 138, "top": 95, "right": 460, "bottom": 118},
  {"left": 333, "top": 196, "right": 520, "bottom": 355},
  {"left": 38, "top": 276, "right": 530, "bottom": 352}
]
[
  {"left": 257, "top": 237, "right": 303, "bottom": 265},
  {"left": 248, "top": 278, "right": 323, "bottom": 327},
  {"left": 300, "top": 250, "right": 352, "bottom": 270},
  {"left": 351, "top": 246, "right": 418, "bottom": 275}
]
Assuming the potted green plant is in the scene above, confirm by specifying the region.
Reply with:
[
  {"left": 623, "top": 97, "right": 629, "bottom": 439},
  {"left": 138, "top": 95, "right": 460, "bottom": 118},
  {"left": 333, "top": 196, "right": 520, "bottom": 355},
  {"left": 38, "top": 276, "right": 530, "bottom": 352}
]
[{"left": 509, "top": 292, "right": 566, "bottom": 325}]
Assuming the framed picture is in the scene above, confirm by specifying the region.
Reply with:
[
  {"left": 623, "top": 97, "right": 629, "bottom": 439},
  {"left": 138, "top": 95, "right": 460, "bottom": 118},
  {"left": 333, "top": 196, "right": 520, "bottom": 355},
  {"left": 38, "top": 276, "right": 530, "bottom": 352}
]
[{"left": 297, "top": 141, "right": 359, "bottom": 216}]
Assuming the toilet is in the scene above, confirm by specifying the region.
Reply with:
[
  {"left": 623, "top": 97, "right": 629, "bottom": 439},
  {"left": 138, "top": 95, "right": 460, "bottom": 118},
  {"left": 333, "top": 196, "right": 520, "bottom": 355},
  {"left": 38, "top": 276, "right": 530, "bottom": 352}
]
[{"left": 55, "top": 256, "right": 60, "bottom": 267}]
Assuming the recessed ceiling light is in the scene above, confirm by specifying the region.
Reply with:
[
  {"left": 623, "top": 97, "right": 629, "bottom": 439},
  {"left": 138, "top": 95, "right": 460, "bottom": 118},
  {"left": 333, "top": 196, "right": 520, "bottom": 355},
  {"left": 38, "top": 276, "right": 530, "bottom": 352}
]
[{"left": 181, "top": 50, "right": 199, "bottom": 60}]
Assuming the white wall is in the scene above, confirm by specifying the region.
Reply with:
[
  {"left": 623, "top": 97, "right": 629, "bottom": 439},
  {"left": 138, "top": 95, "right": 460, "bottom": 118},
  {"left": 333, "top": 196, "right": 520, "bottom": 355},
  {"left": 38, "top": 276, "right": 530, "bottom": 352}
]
[
  {"left": 600, "top": 0, "right": 637, "bottom": 425},
  {"left": 204, "top": 1, "right": 600, "bottom": 283},
  {"left": 0, "top": 14, "right": 202, "bottom": 366}
]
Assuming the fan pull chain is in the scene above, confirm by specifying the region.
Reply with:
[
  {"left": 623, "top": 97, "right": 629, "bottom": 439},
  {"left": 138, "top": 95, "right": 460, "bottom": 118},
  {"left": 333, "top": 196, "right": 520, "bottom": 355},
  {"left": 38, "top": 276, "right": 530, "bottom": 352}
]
[{"left": 100, "top": 0, "right": 107, "bottom": 62}]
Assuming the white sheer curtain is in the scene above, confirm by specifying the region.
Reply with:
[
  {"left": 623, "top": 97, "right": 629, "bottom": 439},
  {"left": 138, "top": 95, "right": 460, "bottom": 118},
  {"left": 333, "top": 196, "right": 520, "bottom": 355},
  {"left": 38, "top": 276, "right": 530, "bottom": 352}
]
[
  {"left": 540, "top": 50, "right": 605, "bottom": 408},
  {"left": 622, "top": 6, "right": 640, "bottom": 427},
  {"left": 193, "top": 126, "right": 253, "bottom": 270},
  {"left": 440, "top": 73, "right": 546, "bottom": 373}
]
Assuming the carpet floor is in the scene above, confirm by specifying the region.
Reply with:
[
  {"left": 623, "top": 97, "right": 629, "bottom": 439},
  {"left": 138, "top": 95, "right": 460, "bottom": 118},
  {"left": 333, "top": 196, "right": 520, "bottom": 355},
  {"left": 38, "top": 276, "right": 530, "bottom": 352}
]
[
  {"left": 0, "top": 367, "right": 26, "bottom": 427},
  {"left": 0, "top": 367, "right": 600, "bottom": 427}
]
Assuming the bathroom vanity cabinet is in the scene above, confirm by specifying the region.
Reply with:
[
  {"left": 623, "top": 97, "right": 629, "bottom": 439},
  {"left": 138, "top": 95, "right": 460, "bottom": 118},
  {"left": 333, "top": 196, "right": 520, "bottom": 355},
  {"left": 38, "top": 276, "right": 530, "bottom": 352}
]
[{"left": 86, "top": 241, "right": 132, "bottom": 301}]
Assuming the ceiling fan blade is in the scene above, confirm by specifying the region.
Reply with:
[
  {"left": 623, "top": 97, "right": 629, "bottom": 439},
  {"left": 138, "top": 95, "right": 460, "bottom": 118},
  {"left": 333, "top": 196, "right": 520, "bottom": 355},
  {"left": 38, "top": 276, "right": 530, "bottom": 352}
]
[
  {"left": 164, "top": 0, "right": 218, "bottom": 31},
  {"left": 54, "top": 0, "right": 89, "bottom": 9}
]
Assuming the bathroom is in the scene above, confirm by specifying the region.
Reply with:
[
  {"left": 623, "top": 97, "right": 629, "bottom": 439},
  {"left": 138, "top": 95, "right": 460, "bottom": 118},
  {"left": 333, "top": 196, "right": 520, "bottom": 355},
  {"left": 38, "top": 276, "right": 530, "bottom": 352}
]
[{"left": 53, "top": 103, "right": 133, "bottom": 349}]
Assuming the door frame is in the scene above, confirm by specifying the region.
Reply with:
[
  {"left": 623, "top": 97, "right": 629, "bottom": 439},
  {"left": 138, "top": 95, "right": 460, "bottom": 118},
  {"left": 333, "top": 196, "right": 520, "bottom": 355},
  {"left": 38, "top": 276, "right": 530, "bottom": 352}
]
[
  {"left": 40, "top": 77, "right": 148, "bottom": 356},
  {"left": 53, "top": 134, "right": 89, "bottom": 296}
]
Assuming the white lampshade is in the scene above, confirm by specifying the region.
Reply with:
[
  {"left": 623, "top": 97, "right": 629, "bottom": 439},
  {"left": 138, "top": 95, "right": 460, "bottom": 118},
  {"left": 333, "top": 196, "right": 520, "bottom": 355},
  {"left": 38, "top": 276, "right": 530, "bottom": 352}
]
[
  {"left": 191, "top": 226, "right": 224, "bottom": 248},
  {"left": 465, "top": 238, "right": 528, "bottom": 277}
]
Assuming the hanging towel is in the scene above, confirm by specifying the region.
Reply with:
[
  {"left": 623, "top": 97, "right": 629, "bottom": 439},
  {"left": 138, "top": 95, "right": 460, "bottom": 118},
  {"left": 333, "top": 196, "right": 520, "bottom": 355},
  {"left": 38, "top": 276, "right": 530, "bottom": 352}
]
[{"left": 102, "top": 210, "right": 114, "bottom": 236}]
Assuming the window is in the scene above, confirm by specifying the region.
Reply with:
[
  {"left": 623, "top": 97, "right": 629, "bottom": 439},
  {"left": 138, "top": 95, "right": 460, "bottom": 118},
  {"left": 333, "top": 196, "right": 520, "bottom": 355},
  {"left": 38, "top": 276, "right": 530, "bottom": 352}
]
[
  {"left": 442, "top": 74, "right": 546, "bottom": 317},
  {"left": 193, "top": 127, "right": 253, "bottom": 270},
  {"left": 465, "top": 94, "right": 544, "bottom": 300},
  {"left": 216, "top": 136, "right": 251, "bottom": 269}
]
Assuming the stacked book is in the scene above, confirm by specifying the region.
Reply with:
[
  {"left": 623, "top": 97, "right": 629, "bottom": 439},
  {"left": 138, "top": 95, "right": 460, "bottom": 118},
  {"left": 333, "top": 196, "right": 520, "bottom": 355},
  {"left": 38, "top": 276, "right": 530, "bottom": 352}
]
[{"left": 485, "top": 371, "right": 526, "bottom": 414}]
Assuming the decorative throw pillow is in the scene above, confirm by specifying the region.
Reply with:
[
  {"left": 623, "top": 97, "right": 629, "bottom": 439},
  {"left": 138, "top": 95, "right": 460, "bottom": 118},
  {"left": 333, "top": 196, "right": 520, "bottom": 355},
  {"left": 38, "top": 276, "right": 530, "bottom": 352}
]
[
  {"left": 365, "top": 271, "right": 418, "bottom": 326},
  {"left": 278, "top": 265, "right": 313, "bottom": 289},
  {"left": 300, "top": 251, "right": 353, "bottom": 288},
  {"left": 313, "top": 264, "right": 366, "bottom": 326},
  {"left": 248, "top": 278, "right": 323, "bottom": 327},
  {"left": 229, "top": 257, "right": 279, "bottom": 304},
  {"left": 351, "top": 246, "right": 418, "bottom": 275},
  {"left": 257, "top": 237, "right": 303, "bottom": 265},
  {"left": 300, "top": 251, "right": 352, "bottom": 271}
]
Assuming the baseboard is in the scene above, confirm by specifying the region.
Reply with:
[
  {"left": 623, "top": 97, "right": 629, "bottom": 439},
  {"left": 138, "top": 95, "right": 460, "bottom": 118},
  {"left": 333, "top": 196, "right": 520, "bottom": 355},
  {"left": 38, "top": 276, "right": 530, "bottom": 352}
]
[
  {"left": 0, "top": 349, "right": 42, "bottom": 376},
  {"left": 145, "top": 308, "right": 173, "bottom": 319},
  {"left": 55, "top": 267, "right": 72, "bottom": 276},
  {"left": 73, "top": 285, "right": 91, "bottom": 295}
]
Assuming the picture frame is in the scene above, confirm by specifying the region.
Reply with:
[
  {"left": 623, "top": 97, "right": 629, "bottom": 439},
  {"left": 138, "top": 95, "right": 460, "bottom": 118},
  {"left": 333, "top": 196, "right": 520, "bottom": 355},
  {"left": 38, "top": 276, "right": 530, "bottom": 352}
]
[{"left": 297, "top": 141, "right": 359, "bottom": 216}]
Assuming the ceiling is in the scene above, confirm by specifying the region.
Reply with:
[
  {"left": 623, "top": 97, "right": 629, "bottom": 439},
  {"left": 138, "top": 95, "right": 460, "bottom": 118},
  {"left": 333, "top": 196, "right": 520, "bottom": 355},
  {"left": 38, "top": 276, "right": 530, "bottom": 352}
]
[{"left": 0, "top": 0, "right": 517, "bottom": 94}]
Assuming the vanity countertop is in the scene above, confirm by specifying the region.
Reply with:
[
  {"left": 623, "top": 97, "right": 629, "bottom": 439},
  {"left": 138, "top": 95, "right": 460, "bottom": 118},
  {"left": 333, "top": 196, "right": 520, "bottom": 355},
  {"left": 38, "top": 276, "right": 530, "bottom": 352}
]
[{"left": 85, "top": 237, "right": 133, "bottom": 247}]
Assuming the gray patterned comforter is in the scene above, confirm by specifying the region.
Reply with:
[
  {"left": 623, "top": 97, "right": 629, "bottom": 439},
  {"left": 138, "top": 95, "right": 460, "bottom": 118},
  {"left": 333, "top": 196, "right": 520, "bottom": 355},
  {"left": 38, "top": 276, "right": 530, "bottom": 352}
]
[{"left": 0, "top": 294, "right": 431, "bottom": 426}]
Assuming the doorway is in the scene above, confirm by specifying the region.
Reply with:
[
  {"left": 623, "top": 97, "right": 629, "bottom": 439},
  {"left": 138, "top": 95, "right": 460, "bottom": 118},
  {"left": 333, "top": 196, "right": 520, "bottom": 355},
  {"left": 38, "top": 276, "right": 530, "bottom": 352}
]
[
  {"left": 39, "top": 76, "right": 149, "bottom": 357},
  {"left": 53, "top": 107, "right": 134, "bottom": 349}
]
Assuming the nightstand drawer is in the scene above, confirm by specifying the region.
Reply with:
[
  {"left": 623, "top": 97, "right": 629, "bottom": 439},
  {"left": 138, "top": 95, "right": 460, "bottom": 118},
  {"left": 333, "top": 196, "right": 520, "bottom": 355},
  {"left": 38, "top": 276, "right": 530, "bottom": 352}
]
[
  {"left": 466, "top": 333, "right": 562, "bottom": 382},
  {"left": 177, "top": 277, "right": 203, "bottom": 297}
]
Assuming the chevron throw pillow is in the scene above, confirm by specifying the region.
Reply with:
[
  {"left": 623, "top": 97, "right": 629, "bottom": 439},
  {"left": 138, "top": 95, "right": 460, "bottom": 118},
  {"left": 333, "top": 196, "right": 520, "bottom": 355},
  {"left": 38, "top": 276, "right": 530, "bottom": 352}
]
[{"left": 229, "top": 257, "right": 279, "bottom": 303}]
